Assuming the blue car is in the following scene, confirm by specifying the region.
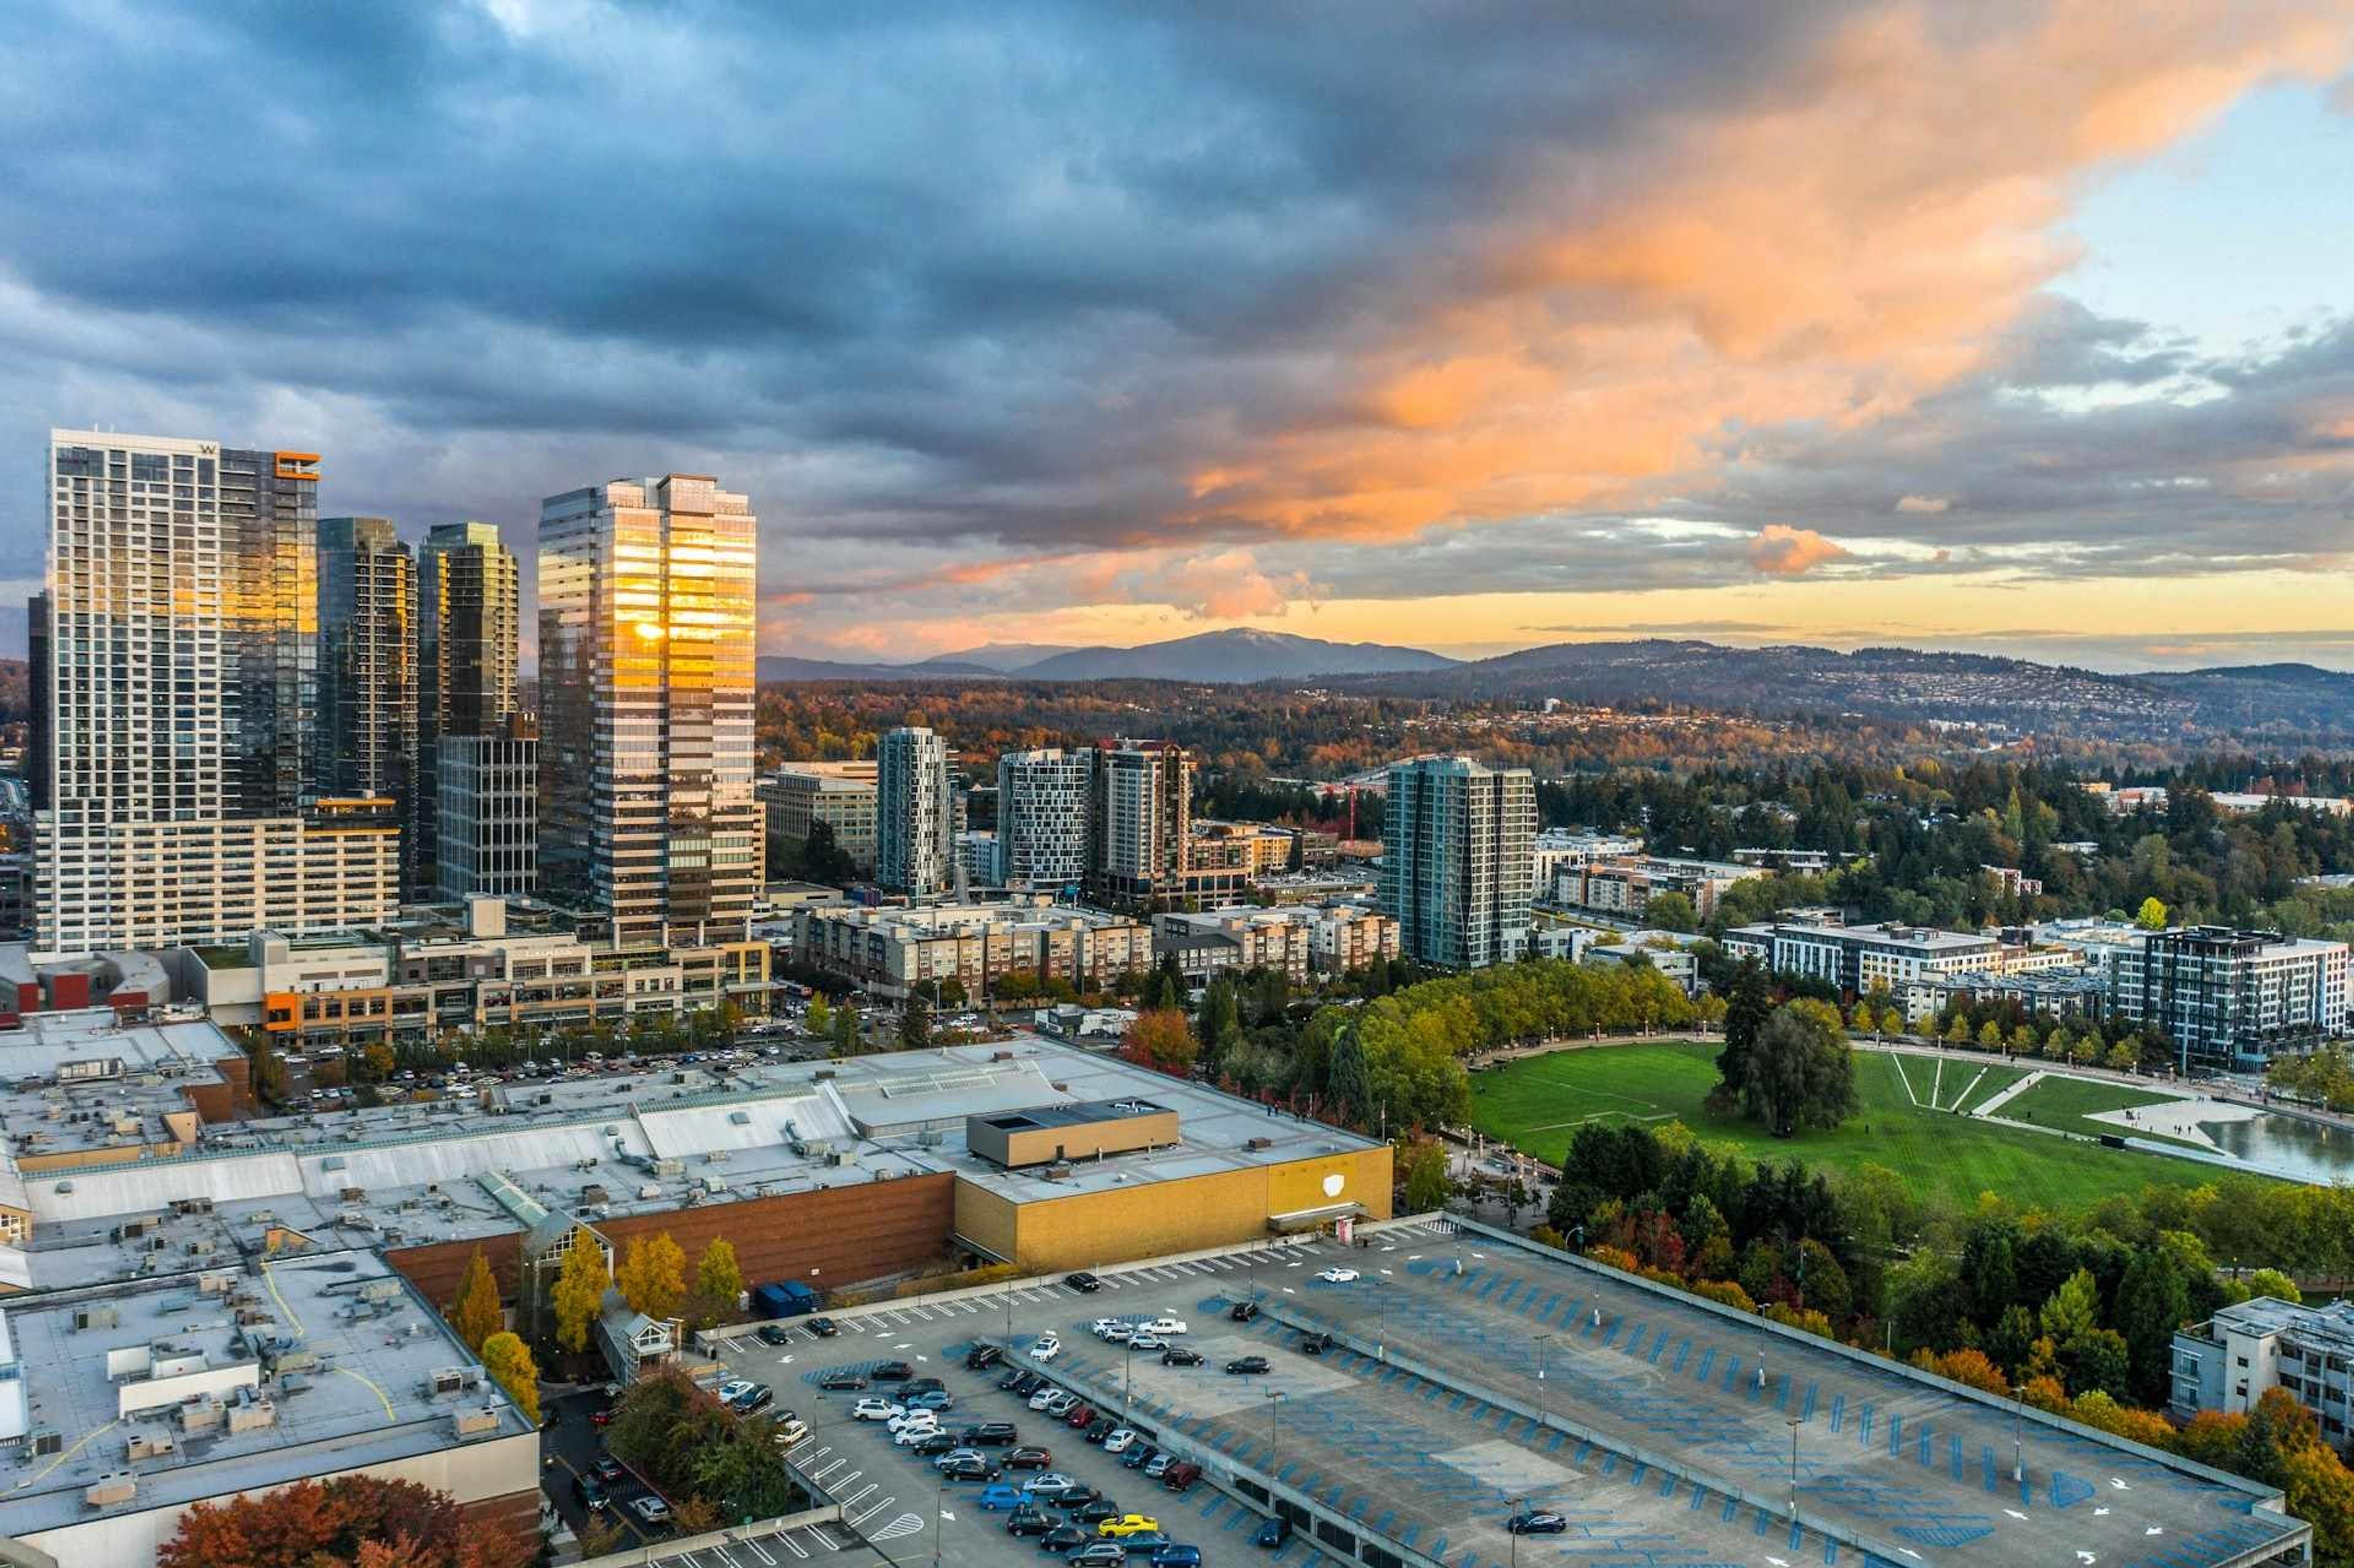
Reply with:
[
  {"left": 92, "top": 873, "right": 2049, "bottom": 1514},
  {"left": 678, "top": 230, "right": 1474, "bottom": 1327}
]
[
  {"left": 1254, "top": 1516, "right": 1292, "bottom": 1548},
  {"left": 978, "top": 1483, "right": 1026, "bottom": 1511},
  {"left": 1151, "top": 1548, "right": 1203, "bottom": 1568}
]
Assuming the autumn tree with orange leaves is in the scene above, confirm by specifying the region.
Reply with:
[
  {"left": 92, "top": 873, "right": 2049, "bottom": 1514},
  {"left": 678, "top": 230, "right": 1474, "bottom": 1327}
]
[{"left": 158, "top": 1474, "right": 528, "bottom": 1568}]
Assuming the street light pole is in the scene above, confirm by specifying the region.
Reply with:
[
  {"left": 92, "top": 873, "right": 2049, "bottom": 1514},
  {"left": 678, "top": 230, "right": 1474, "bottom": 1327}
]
[
  {"left": 1264, "top": 1389, "right": 1286, "bottom": 1478},
  {"left": 1510, "top": 1494, "right": 1526, "bottom": 1568},
  {"left": 931, "top": 1461, "right": 947, "bottom": 1567},
  {"left": 1787, "top": 1415, "right": 1802, "bottom": 1521},
  {"left": 1534, "top": 1333, "right": 1555, "bottom": 1429},
  {"left": 1124, "top": 1336, "right": 1135, "bottom": 1422},
  {"left": 2010, "top": 1385, "right": 2027, "bottom": 1484}
]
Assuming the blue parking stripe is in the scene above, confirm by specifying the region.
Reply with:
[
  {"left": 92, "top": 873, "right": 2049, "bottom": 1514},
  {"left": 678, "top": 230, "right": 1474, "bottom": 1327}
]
[
  {"left": 1721, "top": 1353, "right": 1742, "bottom": 1391},
  {"left": 1917, "top": 1425, "right": 1933, "bottom": 1466},
  {"left": 1536, "top": 1290, "right": 1561, "bottom": 1321},
  {"left": 1689, "top": 1485, "right": 1707, "bottom": 1511},
  {"left": 1887, "top": 1413, "right": 1903, "bottom": 1455},
  {"left": 1859, "top": 1404, "right": 1874, "bottom": 1444},
  {"left": 1695, "top": 1346, "right": 1716, "bottom": 1382},
  {"left": 1775, "top": 1373, "right": 1792, "bottom": 1411},
  {"left": 1671, "top": 1337, "right": 1691, "bottom": 1373},
  {"left": 1950, "top": 1433, "right": 1965, "bottom": 1479},
  {"left": 1721, "top": 1495, "right": 1739, "bottom": 1524},
  {"left": 1802, "top": 1381, "right": 1818, "bottom": 1420},
  {"left": 1982, "top": 1444, "right": 1999, "bottom": 1491},
  {"left": 1830, "top": 1391, "right": 1845, "bottom": 1431},
  {"left": 1649, "top": 1331, "right": 1670, "bottom": 1365}
]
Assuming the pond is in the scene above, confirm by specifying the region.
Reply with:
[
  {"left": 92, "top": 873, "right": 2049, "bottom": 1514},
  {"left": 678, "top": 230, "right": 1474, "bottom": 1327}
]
[{"left": 2198, "top": 1109, "right": 2354, "bottom": 1186}]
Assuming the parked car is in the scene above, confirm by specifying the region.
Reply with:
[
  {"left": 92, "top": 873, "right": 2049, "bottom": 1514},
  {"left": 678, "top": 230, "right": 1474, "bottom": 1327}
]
[
  {"left": 938, "top": 1454, "right": 998, "bottom": 1481},
  {"left": 806, "top": 1317, "right": 840, "bottom": 1337},
  {"left": 1254, "top": 1515, "right": 1292, "bottom": 1547},
  {"left": 999, "top": 1368, "right": 1032, "bottom": 1391},
  {"left": 1160, "top": 1347, "right": 1205, "bottom": 1367},
  {"left": 1316, "top": 1267, "right": 1360, "bottom": 1283},
  {"left": 851, "top": 1397, "right": 895, "bottom": 1421},
  {"left": 1006, "top": 1445, "right": 1053, "bottom": 1470},
  {"left": 1150, "top": 1548, "right": 1204, "bottom": 1568},
  {"left": 1225, "top": 1356, "right": 1270, "bottom": 1375},
  {"left": 773, "top": 1417, "right": 811, "bottom": 1449},
  {"left": 910, "top": 1430, "right": 958, "bottom": 1456},
  {"left": 1128, "top": 1334, "right": 1166, "bottom": 1353},
  {"left": 966, "top": 1343, "right": 1005, "bottom": 1371},
  {"left": 732, "top": 1384, "right": 774, "bottom": 1414},
  {"left": 1299, "top": 1331, "right": 1332, "bottom": 1357},
  {"left": 1228, "top": 1301, "right": 1260, "bottom": 1322},
  {"left": 628, "top": 1496, "right": 672, "bottom": 1528},
  {"left": 573, "top": 1475, "right": 609, "bottom": 1513},
  {"left": 1507, "top": 1510, "right": 1569, "bottom": 1535},
  {"left": 1019, "top": 1472, "right": 1077, "bottom": 1496},
  {"left": 1006, "top": 1504, "right": 1060, "bottom": 1537},
  {"left": 1143, "top": 1452, "right": 1174, "bottom": 1479},
  {"left": 902, "top": 1377, "right": 946, "bottom": 1396},
  {"left": 906, "top": 1389, "right": 956, "bottom": 1411},
  {"left": 756, "top": 1324, "right": 794, "bottom": 1347},
  {"left": 1160, "top": 1461, "right": 1201, "bottom": 1492},
  {"left": 821, "top": 1371, "right": 870, "bottom": 1391},
  {"left": 1122, "top": 1442, "right": 1157, "bottom": 1470},
  {"left": 1081, "top": 1415, "right": 1116, "bottom": 1444},
  {"left": 1097, "top": 1322, "right": 1135, "bottom": 1344},
  {"left": 964, "top": 1421, "right": 1019, "bottom": 1446},
  {"left": 1037, "top": 1391, "right": 1077, "bottom": 1415},
  {"left": 1040, "top": 1524, "right": 1092, "bottom": 1553},
  {"left": 1073, "top": 1499, "right": 1122, "bottom": 1525},
  {"left": 1030, "top": 1333, "right": 1061, "bottom": 1361},
  {"left": 894, "top": 1420, "right": 946, "bottom": 1446},
  {"left": 1103, "top": 1428, "right": 1138, "bottom": 1455},
  {"left": 588, "top": 1406, "right": 618, "bottom": 1427},
  {"left": 978, "top": 1483, "right": 1026, "bottom": 1511},
  {"left": 1012, "top": 1372, "right": 1047, "bottom": 1397},
  {"left": 1143, "top": 1318, "right": 1188, "bottom": 1336},
  {"left": 1065, "top": 1545, "right": 1127, "bottom": 1568},
  {"left": 1065, "top": 1401, "right": 1099, "bottom": 1428},
  {"left": 872, "top": 1360, "right": 915, "bottom": 1382},
  {"left": 1064, "top": 1271, "right": 1103, "bottom": 1293}
]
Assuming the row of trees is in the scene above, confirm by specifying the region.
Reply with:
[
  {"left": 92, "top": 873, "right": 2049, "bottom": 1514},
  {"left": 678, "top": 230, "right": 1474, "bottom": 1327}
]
[
  {"left": 161, "top": 1474, "right": 530, "bottom": 1568},
  {"left": 2269, "top": 1041, "right": 2354, "bottom": 1113}
]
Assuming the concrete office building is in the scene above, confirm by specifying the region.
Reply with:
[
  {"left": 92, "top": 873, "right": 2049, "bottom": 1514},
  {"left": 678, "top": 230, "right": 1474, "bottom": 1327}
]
[
  {"left": 1721, "top": 919, "right": 2006, "bottom": 994},
  {"left": 2173, "top": 1296, "right": 2354, "bottom": 1445},
  {"left": 538, "top": 475, "right": 759, "bottom": 945},
  {"left": 996, "top": 747, "right": 1091, "bottom": 889},
  {"left": 760, "top": 761, "right": 879, "bottom": 873},
  {"left": 877, "top": 726, "right": 953, "bottom": 896},
  {"left": 436, "top": 714, "right": 538, "bottom": 899},
  {"left": 34, "top": 432, "right": 398, "bottom": 953},
  {"left": 414, "top": 521, "right": 520, "bottom": 880},
  {"left": 1380, "top": 755, "right": 1535, "bottom": 967},
  {"left": 316, "top": 516, "right": 418, "bottom": 886}
]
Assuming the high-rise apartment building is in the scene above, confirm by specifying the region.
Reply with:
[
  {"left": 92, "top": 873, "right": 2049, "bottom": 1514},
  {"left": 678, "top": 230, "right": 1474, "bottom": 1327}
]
[
  {"left": 538, "top": 474, "right": 758, "bottom": 944},
  {"left": 996, "top": 747, "right": 1090, "bottom": 890},
  {"left": 1087, "top": 739, "right": 1192, "bottom": 902},
  {"left": 317, "top": 516, "right": 419, "bottom": 888},
  {"left": 1380, "top": 755, "right": 1536, "bottom": 968},
  {"left": 220, "top": 445, "right": 320, "bottom": 816},
  {"left": 438, "top": 713, "right": 538, "bottom": 900},
  {"left": 416, "top": 521, "right": 520, "bottom": 878},
  {"left": 877, "top": 726, "right": 953, "bottom": 896},
  {"left": 34, "top": 430, "right": 397, "bottom": 953}
]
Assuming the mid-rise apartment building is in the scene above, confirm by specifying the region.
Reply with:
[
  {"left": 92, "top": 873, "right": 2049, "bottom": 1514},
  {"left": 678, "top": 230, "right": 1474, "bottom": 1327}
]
[
  {"left": 1548, "top": 854, "right": 1762, "bottom": 921},
  {"left": 436, "top": 714, "right": 538, "bottom": 899},
  {"left": 34, "top": 432, "right": 397, "bottom": 953},
  {"left": 878, "top": 726, "right": 953, "bottom": 896},
  {"left": 792, "top": 899, "right": 1150, "bottom": 1000},
  {"left": 1380, "top": 756, "right": 1535, "bottom": 968},
  {"left": 1153, "top": 902, "right": 1402, "bottom": 987},
  {"left": 2120, "top": 927, "right": 2347, "bottom": 1073},
  {"left": 2173, "top": 1297, "right": 2354, "bottom": 1445},
  {"left": 1721, "top": 919, "right": 2004, "bottom": 993},
  {"left": 538, "top": 474, "right": 759, "bottom": 944}
]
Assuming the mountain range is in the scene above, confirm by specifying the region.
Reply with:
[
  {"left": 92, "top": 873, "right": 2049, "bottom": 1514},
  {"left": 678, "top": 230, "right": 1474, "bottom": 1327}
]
[{"left": 757, "top": 628, "right": 1454, "bottom": 684}]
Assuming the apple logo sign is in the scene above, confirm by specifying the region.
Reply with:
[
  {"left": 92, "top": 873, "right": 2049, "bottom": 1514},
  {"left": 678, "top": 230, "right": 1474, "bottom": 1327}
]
[{"left": 1322, "top": 1173, "right": 1346, "bottom": 1198}]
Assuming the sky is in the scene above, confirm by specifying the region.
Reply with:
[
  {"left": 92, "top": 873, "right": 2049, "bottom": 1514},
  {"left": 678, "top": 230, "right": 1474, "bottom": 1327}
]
[{"left": 4, "top": 2, "right": 2353, "bottom": 672}]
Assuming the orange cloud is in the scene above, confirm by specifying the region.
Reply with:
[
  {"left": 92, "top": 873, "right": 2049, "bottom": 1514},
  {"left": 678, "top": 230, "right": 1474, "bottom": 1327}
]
[
  {"left": 1748, "top": 525, "right": 1853, "bottom": 576},
  {"left": 1173, "top": 2, "right": 2351, "bottom": 544}
]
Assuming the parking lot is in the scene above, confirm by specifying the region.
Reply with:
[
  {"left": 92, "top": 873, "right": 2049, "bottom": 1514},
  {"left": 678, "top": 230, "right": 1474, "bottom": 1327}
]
[{"left": 706, "top": 1220, "right": 2303, "bottom": 1568}]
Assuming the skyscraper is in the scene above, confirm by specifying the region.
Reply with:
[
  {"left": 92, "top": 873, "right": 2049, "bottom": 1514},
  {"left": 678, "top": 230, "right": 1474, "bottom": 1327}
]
[
  {"left": 416, "top": 520, "right": 520, "bottom": 881},
  {"left": 438, "top": 712, "right": 538, "bottom": 900},
  {"left": 1381, "top": 755, "right": 1536, "bottom": 968},
  {"left": 877, "top": 726, "right": 952, "bottom": 896},
  {"left": 316, "top": 517, "right": 419, "bottom": 888},
  {"left": 996, "top": 747, "right": 1089, "bottom": 890},
  {"left": 538, "top": 474, "right": 758, "bottom": 944},
  {"left": 221, "top": 445, "right": 319, "bottom": 816},
  {"left": 34, "top": 430, "right": 396, "bottom": 953},
  {"left": 1087, "top": 739, "right": 1192, "bottom": 902}
]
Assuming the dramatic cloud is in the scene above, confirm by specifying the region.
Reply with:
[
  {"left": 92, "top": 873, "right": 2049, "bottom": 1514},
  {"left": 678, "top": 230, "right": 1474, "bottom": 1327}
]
[{"left": 0, "top": 2, "right": 2350, "bottom": 658}]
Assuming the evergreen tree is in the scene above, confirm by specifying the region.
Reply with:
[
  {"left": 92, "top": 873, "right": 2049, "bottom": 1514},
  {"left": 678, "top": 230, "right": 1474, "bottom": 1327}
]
[{"left": 1714, "top": 959, "right": 1773, "bottom": 1106}]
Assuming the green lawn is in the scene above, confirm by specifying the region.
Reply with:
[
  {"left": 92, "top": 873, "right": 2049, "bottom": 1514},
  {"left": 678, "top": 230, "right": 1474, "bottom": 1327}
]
[
  {"left": 1468, "top": 1043, "right": 2225, "bottom": 1212},
  {"left": 1994, "top": 1075, "right": 2207, "bottom": 1150}
]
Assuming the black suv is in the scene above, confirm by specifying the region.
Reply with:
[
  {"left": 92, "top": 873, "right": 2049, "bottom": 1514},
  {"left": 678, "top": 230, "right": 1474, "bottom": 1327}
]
[
  {"left": 756, "top": 1324, "right": 793, "bottom": 1347},
  {"left": 1007, "top": 1506, "right": 1061, "bottom": 1537},
  {"left": 997, "top": 1368, "right": 1030, "bottom": 1391},
  {"left": 1011, "top": 1372, "right": 1046, "bottom": 1397},
  {"left": 962, "top": 1421, "right": 1019, "bottom": 1446},
  {"left": 1064, "top": 1271, "right": 1103, "bottom": 1293},
  {"left": 939, "top": 1455, "right": 999, "bottom": 1482},
  {"left": 901, "top": 1376, "right": 944, "bottom": 1395},
  {"left": 910, "top": 1431, "right": 959, "bottom": 1456},
  {"left": 1081, "top": 1415, "right": 1116, "bottom": 1444},
  {"left": 1073, "top": 1499, "right": 1122, "bottom": 1525},
  {"left": 1300, "top": 1331, "right": 1333, "bottom": 1357},
  {"left": 1160, "top": 1346, "right": 1205, "bottom": 1367},
  {"left": 872, "top": 1361, "right": 915, "bottom": 1382},
  {"left": 966, "top": 1344, "right": 1005, "bottom": 1371},
  {"left": 1040, "top": 1525, "right": 1091, "bottom": 1553},
  {"left": 1228, "top": 1301, "right": 1259, "bottom": 1322},
  {"left": 1225, "top": 1355, "right": 1270, "bottom": 1375}
]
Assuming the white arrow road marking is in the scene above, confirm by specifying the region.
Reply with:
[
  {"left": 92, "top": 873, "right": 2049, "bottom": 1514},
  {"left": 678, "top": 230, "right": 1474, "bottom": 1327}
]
[
  {"left": 2145, "top": 1528, "right": 2164, "bottom": 1537},
  {"left": 895, "top": 1342, "right": 912, "bottom": 1350},
  {"left": 2077, "top": 1553, "right": 2097, "bottom": 1564},
  {"left": 2109, "top": 1479, "right": 2130, "bottom": 1490},
  {"left": 2093, "top": 1507, "right": 2109, "bottom": 1517},
  {"left": 1767, "top": 1557, "right": 1789, "bottom": 1566},
  {"left": 1899, "top": 1551, "right": 1922, "bottom": 1560},
  {"left": 939, "top": 1510, "right": 956, "bottom": 1523},
  {"left": 914, "top": 1355, "right": 928, "bottom": 1363},
  {"left": 1380, "top": 1269, "right": 1393, "bottom": 1276},
  {"left": 1282, "top": 1287, "right": 1297, "bottom": 1295},
  {"left": 778, "top": 1355, "right": 794, "bottom": 1364},
  {"left": 2005, "top": 1509, "right": 2031, "bottom": 1521}
]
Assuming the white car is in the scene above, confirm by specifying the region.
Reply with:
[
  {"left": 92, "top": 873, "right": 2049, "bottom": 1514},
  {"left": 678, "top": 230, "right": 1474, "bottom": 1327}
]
[
  {"left": 1143, "top": 1318, "right": 1189, "bottom": 1336},
  {"left": 1099, "top": 1322, "right": 1135, "bottom": 1344},
  {"left": 1317, "top": 1267, "right": 1362, "bottom": 1284},
  {"left": 851, "top": 1397, "right": 895, "bottom": 1421},
  {"left": 1128, "top": 1334, "right": 1166, "bottom": 1353},
  {"left": 1022, "top": 1472, "right": 1076, "bottom": 1495},
  {"left": 1031, "top": 1333, "right": 1061, "bottom": 1361},
  {"left": 1090, "top": 1318, "right": 1122, "bottom": 1336},
  {"left": 886, "top": 1408, "right": 939, "bottom": 1434},
  {"left": 716, "top": 1379, "right": 756, "bottom": 1405},
  {"left": 894, "top": 1420, "right": 945, "bottom": 1446},
  {"left": 1103, "top": 1428, "right": 1138, "bottom": 1455},
  {"left": 1028, "top": 1388, "right": 1061, "bottom": 1411}
]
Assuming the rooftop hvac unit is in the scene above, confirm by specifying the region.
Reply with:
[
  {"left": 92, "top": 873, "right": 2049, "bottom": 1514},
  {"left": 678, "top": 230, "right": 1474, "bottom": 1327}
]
[
  {"left": 452, "top": 1406, "right": 502, "bottom": 1438},
  {"left": 73, "top": 1306, "right": 120, "bottom": 1331},
  {"left": 1244, "top": 1136, "right": 1273, "bottom": 1152},
  {"left": 28, "top": 1430, "right": 61, "bottom": 1458},
  {"left": 84, "top": 1472, "right": 137, "bottom": 1509},
  {"left": 430, "top": 1366, "right": 476, "bottom": 1395},
  {"left": 728, "top": 1109, "right": 752, "bottom": 1125}
]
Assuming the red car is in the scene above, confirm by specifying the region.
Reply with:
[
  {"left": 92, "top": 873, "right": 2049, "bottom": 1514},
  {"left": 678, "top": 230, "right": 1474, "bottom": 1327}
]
[
  {"left": 590, "top": 1407, "right": 617, "bottom": 1428},
  {"left": 1007, "top": 1447, "right": 1053, "bottom": 1470},
  {"left": 1064, "top": 1402, "right": 1097, "bottom": 1428}
]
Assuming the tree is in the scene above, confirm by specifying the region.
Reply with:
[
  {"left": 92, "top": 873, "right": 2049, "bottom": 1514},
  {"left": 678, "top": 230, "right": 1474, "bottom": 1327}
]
[
  {"left": 1741, "top": 1000, "right": 1856, "bottom": 1136},
  {"left": 479, "top": 1331, "right": 540, "bottom": 1425},
  {"left": 617, "top": 1232, "right": 688, "bottom": 1322},
  {"left": 446, "top": 1247, "right": 502, "bottom": 1353},
  {"left": 2042, "top": 1024, "right": 2070, "bottom": 1061},
  {"left": 1121, "top": 1008, "right": 1197, "bottom": 1074},
  {"left": 1943, "top": 1014, "right": 1970, "bottom": 1045},
  {"left": 1645, "top": 891, "right": 1697, "bottom": 933},
  {"left": 2114, "top": 1244, "right": 2193, "bottom": 1405},
  {"left": 1976, "top": 1020, "right": 2003, "bottom": 1049},
  {"left": 550, "top": 1228, "right": 611, "bottom": 1355},
  {"left": 798, "top": 818, "right": 855, "bottom": 885},
  {"left": 1878, "top": 1007, "right": 1905, "bottom": 1037},
  {"left": 898, "top": 991, "right": 931, "bottom": 1050},
  {"left": 2104, "top": 1038, "right": 2138, "bottom": 1073},
  {"left": 1713, "top": 959, "right": 1773, "bottom": 1108},
  {"left": 2038, "top": 1268, "right": 2100, "bottom": 1345},
  {"left": 806, "top": 992, "right": 831, "bottom": 1038},
  {"left": 2008, "top": 1023, "right": 2036, "bottom": 1054},
  {"left": 2136, "top": 896, "right": 2168, "bottom": 931},
  {"left": 159, "top": 1474, "right": 527, "bottom": 1568},
  {"left": 2245, "top": 1267, "right": 2302, "bottom": 1304},
  {"left": 360, "top": 1040, "right": 397, "bottom": 1083},
  {"left": 2063, "top": 1327, "right": 2131, "bottom": 1401},
  {"left": 831, "top": 1002, "right": 861, "bottom": 1057},
  {"left": 695, "top": 1238, "right": 744, "bottom": 1312},
  {"left": 1849, "top": 999, "right": 1877, "bottom": 1033},
  {"left": 1400, "top": 1140, "right": 1452, "bottom": 1211},
  {"left": 1196, "top": 973, "right": 1244, "bottom": 1056}
]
